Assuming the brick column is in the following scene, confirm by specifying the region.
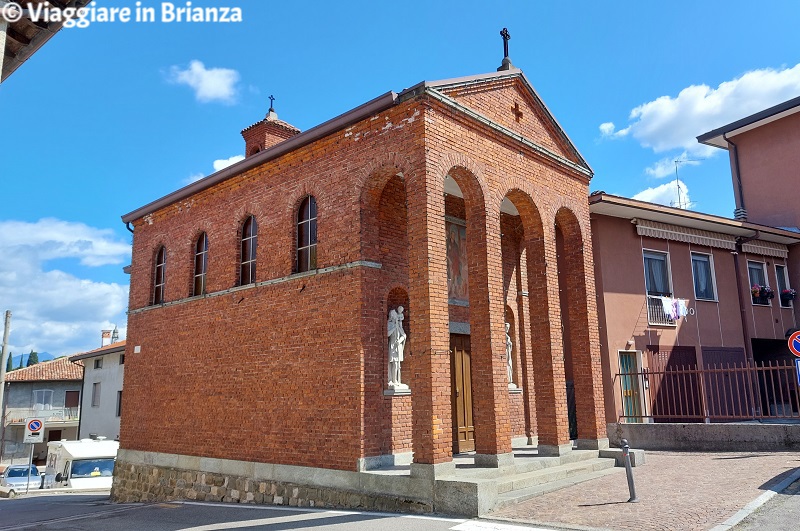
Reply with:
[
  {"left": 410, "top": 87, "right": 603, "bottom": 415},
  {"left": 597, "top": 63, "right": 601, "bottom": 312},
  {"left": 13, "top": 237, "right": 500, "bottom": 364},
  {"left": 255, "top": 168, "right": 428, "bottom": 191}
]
[
  {"left": 517, "top": 248, "right": 538, "bottom": 443},
  {"left": 573, "top": 226, "right": 608, "bottom": 448},
  {"left": 526, "top": 225, "right": 571, "bottom": 455},
  {"left": 469, "top": 207, "right": 513, "bottom": 466},
  {"left": 405, "top": 167, "right": 454, "bottom": 477}
]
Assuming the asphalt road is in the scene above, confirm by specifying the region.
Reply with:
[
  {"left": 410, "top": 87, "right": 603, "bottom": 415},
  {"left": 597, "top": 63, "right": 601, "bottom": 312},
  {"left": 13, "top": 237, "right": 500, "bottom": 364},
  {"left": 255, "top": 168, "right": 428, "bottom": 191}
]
[
  {"left": 0, "top": 494, "right": 552, "bottom": 531},
  {"left": 735, "top": 478, "right": 800, "bottom": 530}
]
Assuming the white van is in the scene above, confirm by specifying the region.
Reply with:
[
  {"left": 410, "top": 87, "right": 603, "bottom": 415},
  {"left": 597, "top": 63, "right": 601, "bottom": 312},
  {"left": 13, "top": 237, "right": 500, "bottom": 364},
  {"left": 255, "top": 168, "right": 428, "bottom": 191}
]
[{"left": 44, "top": 439, "right": 119, "bottom": 490}]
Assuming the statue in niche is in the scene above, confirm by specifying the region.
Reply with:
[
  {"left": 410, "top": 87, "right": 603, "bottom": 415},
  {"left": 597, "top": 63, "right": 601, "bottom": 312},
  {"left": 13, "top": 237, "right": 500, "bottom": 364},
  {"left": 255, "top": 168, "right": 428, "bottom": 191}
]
[
  {"left": 388, "top": 306, "right": 408, "bottom": 389},
  {"left": 506, "top": 322, "right": 516, "bottom": 388}
]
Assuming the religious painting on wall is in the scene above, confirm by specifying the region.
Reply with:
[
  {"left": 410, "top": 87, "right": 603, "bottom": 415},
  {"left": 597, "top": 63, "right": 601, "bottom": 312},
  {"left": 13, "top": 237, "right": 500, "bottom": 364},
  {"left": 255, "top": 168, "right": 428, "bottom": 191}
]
[{"left": 446, "top": 220, "right": 468, "bottom": 301}]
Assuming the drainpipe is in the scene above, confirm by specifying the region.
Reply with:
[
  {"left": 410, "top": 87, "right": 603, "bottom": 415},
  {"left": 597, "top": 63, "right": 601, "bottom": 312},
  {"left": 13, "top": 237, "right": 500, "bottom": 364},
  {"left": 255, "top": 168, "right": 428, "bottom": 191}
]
[
  {"left": 724, "top": 133, "right": 747, "bottom": 221},
  {"left": 733, "top": 231, "right": 760, "bottom": 363}
]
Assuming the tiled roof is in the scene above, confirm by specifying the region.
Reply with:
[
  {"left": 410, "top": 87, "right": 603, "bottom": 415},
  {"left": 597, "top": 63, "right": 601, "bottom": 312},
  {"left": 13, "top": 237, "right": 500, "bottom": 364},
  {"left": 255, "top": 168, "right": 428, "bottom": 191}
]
[
  {"left": 5, "top": 356, "right": 83, "bottom": 382},
  {"left": 69, "top": 340, "right": 126, "bottom": 361}
]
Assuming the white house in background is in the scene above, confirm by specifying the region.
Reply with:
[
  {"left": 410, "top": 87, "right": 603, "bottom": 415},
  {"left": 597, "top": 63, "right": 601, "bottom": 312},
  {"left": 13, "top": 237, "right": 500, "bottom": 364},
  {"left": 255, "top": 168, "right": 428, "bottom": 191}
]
[
  {"left": 70, "top": 341, "right": 125, "bottom": 441},
  {"left": 1, "top": 358, "right": 82, "bottom": 463}
]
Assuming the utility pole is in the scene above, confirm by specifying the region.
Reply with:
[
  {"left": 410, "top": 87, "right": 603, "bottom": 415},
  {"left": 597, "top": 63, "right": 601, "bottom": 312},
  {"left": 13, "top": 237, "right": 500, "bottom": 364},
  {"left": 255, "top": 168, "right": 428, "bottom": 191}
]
[{"left": 0, "top": 310, "right": 11, "bottom": 460}]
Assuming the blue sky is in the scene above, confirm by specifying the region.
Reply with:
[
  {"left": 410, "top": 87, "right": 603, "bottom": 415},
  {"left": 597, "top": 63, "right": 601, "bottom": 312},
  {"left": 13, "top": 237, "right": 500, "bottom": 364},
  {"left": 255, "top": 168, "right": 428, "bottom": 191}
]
[{"left": 1, "top": 0, "right": 800, "bottom": 357}]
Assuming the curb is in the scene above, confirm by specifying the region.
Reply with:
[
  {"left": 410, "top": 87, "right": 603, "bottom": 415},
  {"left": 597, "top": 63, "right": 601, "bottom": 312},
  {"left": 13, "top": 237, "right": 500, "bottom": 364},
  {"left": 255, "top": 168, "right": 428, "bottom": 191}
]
[{"left": 710, "top": 468, "right": 800, "bottom": 531}]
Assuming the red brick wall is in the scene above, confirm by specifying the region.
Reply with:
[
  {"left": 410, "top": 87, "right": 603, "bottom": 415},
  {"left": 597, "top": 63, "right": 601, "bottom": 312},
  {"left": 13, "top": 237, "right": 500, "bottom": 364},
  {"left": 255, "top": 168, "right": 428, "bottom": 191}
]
[{"left": 121, "top": 73, "right": 605, "bottom": 472}]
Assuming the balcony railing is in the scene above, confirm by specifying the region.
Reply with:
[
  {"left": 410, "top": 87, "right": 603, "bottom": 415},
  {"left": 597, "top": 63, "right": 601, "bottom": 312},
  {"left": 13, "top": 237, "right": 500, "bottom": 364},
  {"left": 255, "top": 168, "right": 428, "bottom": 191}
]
[
  {"left": 4, "top": 407, "right": 80, "bottom": 425},
  {"left": 646, "top": 295, "right": 676, "bottom": 326}
]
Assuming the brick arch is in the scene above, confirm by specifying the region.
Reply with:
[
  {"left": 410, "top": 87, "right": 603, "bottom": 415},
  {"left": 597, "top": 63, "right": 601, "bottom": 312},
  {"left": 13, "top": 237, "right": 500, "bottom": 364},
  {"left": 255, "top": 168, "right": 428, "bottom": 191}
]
[
  {"left": 553, "top": 206, "right": 599, "bottom": 440},
  {"left": 546, "top": 197, "right": 590, "bottom": 244},
  {"left": 359, "top": 156, "right": 409, "bottom": 263},
  {"left": 501, "top": 188, "right": 570, "bottom": 446},
  {"left": 429, "top": 151, "right": 490, "bottom": 209}
]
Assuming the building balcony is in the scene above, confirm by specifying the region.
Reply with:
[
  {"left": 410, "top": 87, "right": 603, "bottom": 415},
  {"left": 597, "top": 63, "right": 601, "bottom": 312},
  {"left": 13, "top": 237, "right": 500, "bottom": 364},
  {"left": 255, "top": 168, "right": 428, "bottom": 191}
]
[
  {"left": 646, "top": 295, "right": 676, "bottom": 326},
  {"left": 3, "top": 407, "right": 80, "bottom": 426}
]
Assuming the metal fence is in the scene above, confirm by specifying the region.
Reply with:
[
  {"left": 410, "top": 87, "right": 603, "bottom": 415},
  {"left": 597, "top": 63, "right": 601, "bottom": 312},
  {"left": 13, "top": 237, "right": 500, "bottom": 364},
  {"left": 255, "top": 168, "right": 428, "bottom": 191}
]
[
  {"left": 646, "top": 295, "right": 676, "bottom": 326},
  {"left": 618, "top": 360, "right": 800, "bottom": 422}
]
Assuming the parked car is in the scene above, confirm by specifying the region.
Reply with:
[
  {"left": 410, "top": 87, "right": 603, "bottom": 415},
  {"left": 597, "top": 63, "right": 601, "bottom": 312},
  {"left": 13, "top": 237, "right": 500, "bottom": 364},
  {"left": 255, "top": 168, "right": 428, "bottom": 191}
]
[{"left": 0, "top": 465, "right": 43, "bottom": 491}]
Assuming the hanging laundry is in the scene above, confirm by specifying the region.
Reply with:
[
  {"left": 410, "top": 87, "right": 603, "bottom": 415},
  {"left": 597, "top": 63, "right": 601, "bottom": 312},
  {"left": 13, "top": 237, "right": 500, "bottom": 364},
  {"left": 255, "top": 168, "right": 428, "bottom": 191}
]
[
  {"left": 677, "top": 299, "right": 689, "bottom": 318},
  {"left": 660, "top": 296, "right": 676, "bottom": 320}
]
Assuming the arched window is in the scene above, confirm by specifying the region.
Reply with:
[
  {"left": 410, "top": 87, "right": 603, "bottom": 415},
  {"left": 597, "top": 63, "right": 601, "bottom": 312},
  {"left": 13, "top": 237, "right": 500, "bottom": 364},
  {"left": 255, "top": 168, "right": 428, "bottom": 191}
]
[
  {"left": 297, "top": 196, "right": 317, "bottom": 273},
  {"left": 153, "top": 246, "right": 166, "bottom": 305},
  {"left": 193, "top": 232, "right": 208, "bottom": 296},
  {"left": 240, "top": 216, "right": 257, "bottom": 285}
]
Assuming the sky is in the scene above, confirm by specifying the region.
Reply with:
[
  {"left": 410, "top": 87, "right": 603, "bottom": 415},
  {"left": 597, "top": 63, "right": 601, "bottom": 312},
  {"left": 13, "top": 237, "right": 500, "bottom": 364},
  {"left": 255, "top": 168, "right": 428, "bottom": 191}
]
[{"left": 1, "top": 0, "right": 799, "bottom": 358}]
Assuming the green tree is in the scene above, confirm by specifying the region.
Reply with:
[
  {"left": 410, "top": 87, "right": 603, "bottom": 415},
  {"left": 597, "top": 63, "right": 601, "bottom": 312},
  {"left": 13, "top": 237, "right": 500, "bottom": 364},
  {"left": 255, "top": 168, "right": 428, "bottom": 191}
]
[
  {"left": 5, "top": 351, "right": 12, "bottom": 372},
  {"left": 17, "top": 353, "right": 23, "bottom": 369},
  {"left": 26, "top": 350, "right": 39, "bottom": 367}
]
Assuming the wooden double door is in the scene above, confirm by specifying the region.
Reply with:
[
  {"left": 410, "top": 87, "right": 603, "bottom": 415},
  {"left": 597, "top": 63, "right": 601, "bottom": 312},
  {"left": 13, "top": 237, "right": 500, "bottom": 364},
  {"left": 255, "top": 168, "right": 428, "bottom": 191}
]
[{"left": 451, "top": 334, "right": 475, "bottom": 453}]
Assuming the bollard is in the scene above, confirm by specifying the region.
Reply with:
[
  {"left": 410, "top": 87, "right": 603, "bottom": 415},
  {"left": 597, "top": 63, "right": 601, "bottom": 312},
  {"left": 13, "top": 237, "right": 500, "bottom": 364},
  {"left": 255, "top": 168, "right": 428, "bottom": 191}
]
[{"left": 621, "top": 438, "right": 639, "bottom": 503}]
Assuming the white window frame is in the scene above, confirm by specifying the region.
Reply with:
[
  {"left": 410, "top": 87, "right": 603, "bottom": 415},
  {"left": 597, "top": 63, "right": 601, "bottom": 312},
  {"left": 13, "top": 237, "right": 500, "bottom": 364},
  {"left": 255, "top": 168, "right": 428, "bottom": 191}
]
[
  {"left": 32, "top": 389, "right": 53, "bottom": 409},
  {"left": 94, "top": 358, "right": 103, "bottom": 369},
  {"left": 690, "top": 251, "right": 718, "bottom": 302},
  {"left": 747, "top": 260, "right": 770, "bottom": 306},
  {"left": 642, "top": 249, "right": 673, "bottom": 297},
  {"left": 775, "top": 263, "right": 792, "bottom": 308}
]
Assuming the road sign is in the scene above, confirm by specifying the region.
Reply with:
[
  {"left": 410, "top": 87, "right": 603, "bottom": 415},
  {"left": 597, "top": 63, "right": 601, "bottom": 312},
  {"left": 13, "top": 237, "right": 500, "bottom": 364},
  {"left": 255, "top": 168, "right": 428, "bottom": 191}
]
[
  {"left": 24, "top": 417, "right": 44, "bottom": 444},
  {"left": 789, "top": 331, "right": 800, "bottom": 358}
]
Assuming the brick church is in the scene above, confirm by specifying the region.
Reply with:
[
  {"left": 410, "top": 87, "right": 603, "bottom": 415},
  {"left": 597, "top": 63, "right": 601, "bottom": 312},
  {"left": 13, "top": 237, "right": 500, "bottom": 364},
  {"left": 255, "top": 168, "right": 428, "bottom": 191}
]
[{"left": 113, "top": 51, "right": 609, "bottom": 514}]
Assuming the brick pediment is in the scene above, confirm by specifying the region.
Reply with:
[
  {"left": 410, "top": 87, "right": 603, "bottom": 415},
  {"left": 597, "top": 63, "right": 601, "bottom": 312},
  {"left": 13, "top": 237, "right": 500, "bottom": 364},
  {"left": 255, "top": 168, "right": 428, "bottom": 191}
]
[{"left": 436, "top": 75, "right": 586, "bottom": 170}]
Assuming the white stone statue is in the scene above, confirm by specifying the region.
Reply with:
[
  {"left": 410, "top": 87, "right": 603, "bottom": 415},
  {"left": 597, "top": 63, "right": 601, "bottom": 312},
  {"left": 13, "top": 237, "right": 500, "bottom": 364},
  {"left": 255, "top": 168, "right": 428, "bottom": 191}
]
[
  {"left": 388, "top": 306, "right": 408, "bottom": 389},
  {"left": 506, "top": 322, "right": 516, "bottom": 389}
]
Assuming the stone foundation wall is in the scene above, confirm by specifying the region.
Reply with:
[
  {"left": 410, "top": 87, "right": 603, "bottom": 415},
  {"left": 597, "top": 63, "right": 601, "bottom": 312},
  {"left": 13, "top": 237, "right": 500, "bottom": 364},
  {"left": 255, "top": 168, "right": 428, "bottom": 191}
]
[{"left": 111, "top": 460, "right": 433, "bottom": 514}]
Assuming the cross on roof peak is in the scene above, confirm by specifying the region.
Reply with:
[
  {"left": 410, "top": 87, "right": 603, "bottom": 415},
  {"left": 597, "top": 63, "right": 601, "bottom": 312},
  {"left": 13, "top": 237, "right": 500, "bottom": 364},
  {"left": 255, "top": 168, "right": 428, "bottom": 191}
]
[{"left": 497, "top": 27, "right": 514, "bottom": 72}]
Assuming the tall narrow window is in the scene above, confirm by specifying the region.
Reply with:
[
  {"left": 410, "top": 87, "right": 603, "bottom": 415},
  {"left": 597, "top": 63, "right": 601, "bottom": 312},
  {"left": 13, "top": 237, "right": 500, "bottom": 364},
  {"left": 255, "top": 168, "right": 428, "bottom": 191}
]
[
  {"left": 643, "top": 250, "right": 671, "bottom": 296},
  {"left": 240, "top": 216, "right": 257, "bottom": 285},
  {"left": 91, "top": 383, "right": 101, "bottom": 407},
  {"left": 193, "top": 232, "right": 209, "bottom": 296},
  {"left": 297, "top": 196, "right": 318, "bottom": 273},
  {"left": 153, "top": 246, "right": 166, "bottom": 304},
  {"left": 116, "top": 391, "right": 123, "bottom": 417},
  {"left": 776, "top": 264, "right": 792, "bottom": 308},
  {"left": 691, "top": 252, "right": 716, "bottom": 301},
  {"left": 748, "top": 260, "right": 769, "bottom": 305}
]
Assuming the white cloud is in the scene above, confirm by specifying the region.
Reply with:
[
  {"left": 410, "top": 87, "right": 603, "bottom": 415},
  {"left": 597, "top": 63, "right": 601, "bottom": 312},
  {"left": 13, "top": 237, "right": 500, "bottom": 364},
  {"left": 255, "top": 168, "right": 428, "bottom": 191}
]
[
  {"left": 602, "top": 63, "right": 800, "bottom": 176},
  {"left": 644, "top": 153, "right": 701, "bottom": 179},
  {"left": 632, "top": 179, "right": 693, "bottom": 209},
  {"left": 167, "top": 60, "right": 240, "bottom": 104},
  {"left": 212, "top": 155, "right": 245, "bottom": 172},
  {"left": 0, "top": 219, "right": 130, "bottom": 357},
  {"left": 599, "top": 121, "right": 628, "bottom": 138},
  {"left": 183, "top": 172, "right": 205, "bottom": 185},
  {"left": 181, "top": 155, "right": 244, "bottom": 185}
]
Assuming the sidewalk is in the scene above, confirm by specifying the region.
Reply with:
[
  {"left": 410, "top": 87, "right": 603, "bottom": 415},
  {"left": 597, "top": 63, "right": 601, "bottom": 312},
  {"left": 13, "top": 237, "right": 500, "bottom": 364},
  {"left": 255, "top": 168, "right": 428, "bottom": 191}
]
[{"left": 488, "top": 451, "right": 800, "bottom": 531}]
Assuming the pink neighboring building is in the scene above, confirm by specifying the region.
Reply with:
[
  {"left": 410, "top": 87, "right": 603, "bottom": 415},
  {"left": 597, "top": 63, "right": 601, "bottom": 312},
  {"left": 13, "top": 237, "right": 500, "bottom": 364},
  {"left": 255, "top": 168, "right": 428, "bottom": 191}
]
[{"left": 590, "top": 193, "right": 800, "bottom": 423}]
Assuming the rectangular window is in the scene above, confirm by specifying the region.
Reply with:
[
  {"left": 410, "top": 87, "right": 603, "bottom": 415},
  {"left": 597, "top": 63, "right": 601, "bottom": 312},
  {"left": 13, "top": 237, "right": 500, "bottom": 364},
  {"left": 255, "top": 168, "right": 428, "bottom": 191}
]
[
  {"left": 119, "top": 354, "right": 125, "bottom": 365},
  {"left": 94, "top": 358, "right": 103, "bottom": 369},
  {"left": 691, "top": 252, "right": 716, "bottom": 301},
  {"left": 32, "top": 389, "right": 53, "bottom": 409},
  {"left": 116, "top": 391, "right": 122, "bottom": 417},
  {"left": 91, "top": 383, "right": 101, "bottom": 407},
  {"left": 776, "top": 264, "right": 792, "bottom": 308},
  {"left": 643, "top": 250, "right": 671, "bottom": 296},
  {"left": 64, "top": 390, "right": 80, "bottom": 408},
  {"left": 748, "top": 261, "right": 769, "bottom": 305}
]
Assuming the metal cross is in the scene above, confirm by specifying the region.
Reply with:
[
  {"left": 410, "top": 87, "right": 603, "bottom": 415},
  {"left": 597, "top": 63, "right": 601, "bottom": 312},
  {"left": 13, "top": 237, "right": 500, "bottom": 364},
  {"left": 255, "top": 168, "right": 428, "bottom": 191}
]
[
  {"left": 268, "top": 95, "right": 275, "bottom": 111},
  {"left": 500, "top": 28, "right": 511, "bottom": 58}
]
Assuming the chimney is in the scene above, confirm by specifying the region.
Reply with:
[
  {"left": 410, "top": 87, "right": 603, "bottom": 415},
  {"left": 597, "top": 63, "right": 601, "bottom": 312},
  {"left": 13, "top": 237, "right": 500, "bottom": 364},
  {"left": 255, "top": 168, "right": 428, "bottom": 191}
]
[{"left": 241, "top": 97, "right": 300, "bottom": 157}]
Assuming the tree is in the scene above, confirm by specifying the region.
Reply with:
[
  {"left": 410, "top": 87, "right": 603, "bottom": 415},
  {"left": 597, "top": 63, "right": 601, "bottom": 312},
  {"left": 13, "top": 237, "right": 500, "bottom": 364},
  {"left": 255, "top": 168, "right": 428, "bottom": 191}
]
[
  {"left": 5, "top": 351, "right": 11, "bottom": 372},
  {"left": 17, "top": 353, "right": 23, "bottom": 369},
  {"left": 26, "top": 350, "right": 39, "bottom": 367}
]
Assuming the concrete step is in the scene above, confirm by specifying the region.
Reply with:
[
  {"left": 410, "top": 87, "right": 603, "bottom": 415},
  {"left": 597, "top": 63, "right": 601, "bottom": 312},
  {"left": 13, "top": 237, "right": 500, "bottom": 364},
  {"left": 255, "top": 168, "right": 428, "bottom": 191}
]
[
  {"left": 455, "top": 449, "right": 603, "bottom": 480},
  {"left": 496, "top": 457, "right": 616, "bottom": 494},
  {"left": 492, "top": 465, "right": 625, "bottom": 512}
]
